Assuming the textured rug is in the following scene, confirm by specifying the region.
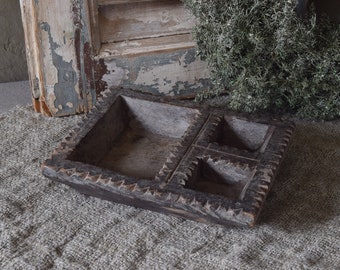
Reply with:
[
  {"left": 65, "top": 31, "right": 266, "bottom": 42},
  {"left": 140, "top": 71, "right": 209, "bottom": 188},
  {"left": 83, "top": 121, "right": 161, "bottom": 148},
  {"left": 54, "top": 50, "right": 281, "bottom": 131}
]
[{"left": 0, "top": 106, "right": 339, "bottom": 270}]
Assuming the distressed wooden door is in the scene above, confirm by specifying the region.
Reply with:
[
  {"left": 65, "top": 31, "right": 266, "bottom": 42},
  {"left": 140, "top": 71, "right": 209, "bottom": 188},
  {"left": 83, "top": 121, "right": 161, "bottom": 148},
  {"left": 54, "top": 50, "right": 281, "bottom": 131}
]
[{"left": 20, "top": 0, "right": 210, "bottom": 116}]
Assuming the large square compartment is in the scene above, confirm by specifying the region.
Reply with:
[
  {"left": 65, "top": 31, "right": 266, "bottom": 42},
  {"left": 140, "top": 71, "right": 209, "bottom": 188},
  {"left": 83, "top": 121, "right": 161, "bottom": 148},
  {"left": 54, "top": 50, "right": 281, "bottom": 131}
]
[{"left": 68, "top": 95, "right": 200, "bottom": 180}]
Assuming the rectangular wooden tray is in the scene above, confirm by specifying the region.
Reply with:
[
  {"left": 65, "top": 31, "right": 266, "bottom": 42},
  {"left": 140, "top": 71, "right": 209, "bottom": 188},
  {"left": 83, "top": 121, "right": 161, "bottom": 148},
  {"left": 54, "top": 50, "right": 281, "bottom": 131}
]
[{"left": 42, "top": 88, "right": 294, "bottom": 227}]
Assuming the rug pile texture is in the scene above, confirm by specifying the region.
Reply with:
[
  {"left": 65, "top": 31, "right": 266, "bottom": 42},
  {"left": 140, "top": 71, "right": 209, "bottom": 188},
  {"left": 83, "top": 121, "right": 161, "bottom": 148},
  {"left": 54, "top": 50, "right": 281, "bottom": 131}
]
[{"left": 0, "top": 106, "right": 339, "bottom": 269}]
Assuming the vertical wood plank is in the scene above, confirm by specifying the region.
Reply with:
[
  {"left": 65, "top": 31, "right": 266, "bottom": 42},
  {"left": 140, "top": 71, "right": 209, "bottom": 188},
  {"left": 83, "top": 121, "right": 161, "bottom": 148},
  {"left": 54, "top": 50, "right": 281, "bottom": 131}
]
[
  {"left": 87, "top": 0, "right": 101, "bottom": 55},
  {"left": 19, "top": 0, "right": 97, "bottom": 116},
  {"left": 19, "top": 0, "right": 52, "bottom": 116}
]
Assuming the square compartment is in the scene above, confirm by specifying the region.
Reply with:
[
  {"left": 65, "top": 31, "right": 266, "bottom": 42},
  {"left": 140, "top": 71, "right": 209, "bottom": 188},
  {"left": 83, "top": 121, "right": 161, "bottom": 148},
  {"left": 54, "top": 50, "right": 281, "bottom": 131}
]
[
  {"left": 212, "top": 116, "right": 272, "bottom": 152},
  {"left": 185, "top": 158, "right": 256, "bottom": 201},
  {"left": 68, "top": 95, "right": 200, "bottom": 180}
]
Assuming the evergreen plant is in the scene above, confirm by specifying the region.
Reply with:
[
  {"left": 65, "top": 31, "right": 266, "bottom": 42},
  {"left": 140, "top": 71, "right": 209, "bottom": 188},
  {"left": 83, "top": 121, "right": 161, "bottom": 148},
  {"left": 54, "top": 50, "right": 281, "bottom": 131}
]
[{"left": 183, "top": 0, "right": 340, "bottom": 120}]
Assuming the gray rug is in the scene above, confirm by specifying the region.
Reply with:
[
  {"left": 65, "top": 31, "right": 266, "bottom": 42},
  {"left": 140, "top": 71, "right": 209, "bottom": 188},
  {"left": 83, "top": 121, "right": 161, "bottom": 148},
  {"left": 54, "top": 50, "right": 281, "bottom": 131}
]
[{"left": 0, "top": 106, "right": 339, "bottom": 270}]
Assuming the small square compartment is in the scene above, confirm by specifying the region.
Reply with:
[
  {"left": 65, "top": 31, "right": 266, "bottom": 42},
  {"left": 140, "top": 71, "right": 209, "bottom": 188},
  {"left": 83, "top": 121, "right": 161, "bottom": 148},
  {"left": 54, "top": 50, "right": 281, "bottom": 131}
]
[
  {"left": 185, "top": 158, "right": 256, "bottom": 201},
  {"left": 212, "top": 116, "right": 272, "bottom": 152},
  {"left": 68, "top": 95, "right": 199, "bottom": 180}
]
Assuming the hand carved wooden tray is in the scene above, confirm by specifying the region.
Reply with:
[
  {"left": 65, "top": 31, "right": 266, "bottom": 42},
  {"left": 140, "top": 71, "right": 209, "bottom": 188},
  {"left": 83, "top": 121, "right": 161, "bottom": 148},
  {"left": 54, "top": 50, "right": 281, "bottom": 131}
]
[{"left": 42, "top": 88, "right": 294, "bottom": 227}]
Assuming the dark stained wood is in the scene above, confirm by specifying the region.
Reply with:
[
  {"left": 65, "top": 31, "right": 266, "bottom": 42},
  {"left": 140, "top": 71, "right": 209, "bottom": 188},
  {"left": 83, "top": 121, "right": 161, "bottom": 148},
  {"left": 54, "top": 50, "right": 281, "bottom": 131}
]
[{"left": 42, "top": 88, "right": 295, "bottom": 227}]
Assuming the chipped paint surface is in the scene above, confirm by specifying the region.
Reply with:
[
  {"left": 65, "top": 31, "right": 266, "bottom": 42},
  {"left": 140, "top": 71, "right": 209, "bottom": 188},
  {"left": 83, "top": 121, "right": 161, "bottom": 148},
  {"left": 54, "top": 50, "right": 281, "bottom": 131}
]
[
  {"left": 94, "top": 58, "right": 109, "bottom": 95},
  {"left": 101, "top": 60, "right": 129, "bottom": 89},
  {"left": 20, "top": 0, "right": 97, "bottom": 116},
  {"left": 73, "top": 0, "right": 97, "bottom": 111},
  {"left": 40, "top": 22, "right": 78, "bottom": 115},
  {"left": 21, "top": 0, "right": 211, "bottom": 116},
  {"left": 102, "top": 48, "right": 211, "bottom": 96}
]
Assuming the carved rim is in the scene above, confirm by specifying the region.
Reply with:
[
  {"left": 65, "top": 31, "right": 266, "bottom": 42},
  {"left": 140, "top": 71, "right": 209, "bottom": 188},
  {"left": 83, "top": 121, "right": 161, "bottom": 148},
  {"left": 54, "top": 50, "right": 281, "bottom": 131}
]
[{"left": 42, "top": 88, "right": 295, "bottom": 227}]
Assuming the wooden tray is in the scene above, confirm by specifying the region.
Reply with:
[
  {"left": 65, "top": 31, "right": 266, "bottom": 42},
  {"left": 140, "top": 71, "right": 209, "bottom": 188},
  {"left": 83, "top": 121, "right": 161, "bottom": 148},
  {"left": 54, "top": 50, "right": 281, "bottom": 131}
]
[{"left": 42, "top": 88, "right": 294, "bottom": 227}]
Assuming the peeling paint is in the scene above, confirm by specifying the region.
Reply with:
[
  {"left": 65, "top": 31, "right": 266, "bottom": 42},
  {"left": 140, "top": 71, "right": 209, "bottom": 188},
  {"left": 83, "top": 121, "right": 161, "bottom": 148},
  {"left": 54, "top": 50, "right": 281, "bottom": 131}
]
[
  {"left": 21, "top": 0, "right": 210, "bottom": 116},
  {"left": 27, "top": 0, "right": 98, "bottom": 116},
  {"left": 101, "top": 60, "right": 128, "bottom": 89},
  {"left": 134, "top": 50, "right": 209, "bottom": 94},
  {"left": 72, "top": 0, "right": 97, "bottom": 110},
  {"left": 94, "top": 58, "right": 109, "bottom": 95},
  {"left": 32, "top": 77, "right": 40, "bottom": 99},
  {"left": 40, "top": 22, "right": 78, "bottom": 115},
  {"left": 102, "top": 48, "right": 211, "bottom": 96}
]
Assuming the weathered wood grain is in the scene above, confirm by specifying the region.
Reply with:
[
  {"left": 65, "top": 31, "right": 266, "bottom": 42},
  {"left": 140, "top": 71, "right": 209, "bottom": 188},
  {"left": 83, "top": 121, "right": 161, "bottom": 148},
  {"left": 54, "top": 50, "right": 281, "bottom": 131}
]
[
  {"left": 98, "top": 34, "right": 195, "bottom": 58},
  {"left": 98, "top": 0, "right": 195, "bottom": 43},
  {"left": 100, "top": 48, "right": 210, "bottom": 96},
  {"left": 98, "top": 0, "right": 166, "bottom": 6},
  {"left": 20, "top": 0, "right": 51, "bottom": 116},
  {"left": 20, "top": 0, "right": 99, "bottom": 116},
  {"left": 20, "top": 0, "right": 210, "bottom": 116},
  {"left": 87, "top": 0, "right": 101, "bottom": 54}
]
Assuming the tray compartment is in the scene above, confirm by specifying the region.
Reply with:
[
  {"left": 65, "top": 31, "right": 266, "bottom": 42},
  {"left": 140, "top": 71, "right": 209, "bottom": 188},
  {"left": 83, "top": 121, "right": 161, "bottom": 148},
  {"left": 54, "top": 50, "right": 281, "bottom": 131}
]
[
  {"left": 211, "top": 116, "right": 271, "bottom": 151},
  {"left": 69, "top": 95, "right": 200, "bottom": 179},
  {"left": 184, "top": 157, "right": 256, "bottom": 201}
]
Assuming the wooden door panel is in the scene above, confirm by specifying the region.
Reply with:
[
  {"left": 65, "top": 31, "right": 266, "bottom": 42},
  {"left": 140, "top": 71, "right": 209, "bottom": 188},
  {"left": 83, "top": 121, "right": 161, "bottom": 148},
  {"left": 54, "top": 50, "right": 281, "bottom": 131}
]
[
  {"left": 99, "top": 0, "right": 195, "bottom": 43},
  {"left": 20, "top": 0, "right": 210, "bottom": 116},
  {"left": 20, "top": 0, "right": 97, "bottom": 116}
]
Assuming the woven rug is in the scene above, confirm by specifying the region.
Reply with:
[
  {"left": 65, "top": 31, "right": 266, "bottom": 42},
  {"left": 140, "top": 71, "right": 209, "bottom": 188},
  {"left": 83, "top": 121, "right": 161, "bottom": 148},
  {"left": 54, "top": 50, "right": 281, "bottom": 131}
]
[{"left": 0, "top": 106, "right": 339, "bottom": 269}]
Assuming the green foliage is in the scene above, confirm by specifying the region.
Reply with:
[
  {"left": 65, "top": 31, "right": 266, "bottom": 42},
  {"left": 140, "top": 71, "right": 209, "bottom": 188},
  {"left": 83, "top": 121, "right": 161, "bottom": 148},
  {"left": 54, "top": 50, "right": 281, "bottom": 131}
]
[{"left": 183, "top": 0, "right": 340, "bottom": 120}]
